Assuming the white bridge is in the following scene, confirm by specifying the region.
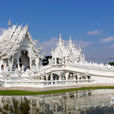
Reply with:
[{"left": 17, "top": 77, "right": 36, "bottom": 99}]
[
  {"left": 42, "top": 64, "right": 114, "bottom": 77},
  {"left": 0, "top": 63, "right": 114, "bottom": 88}
]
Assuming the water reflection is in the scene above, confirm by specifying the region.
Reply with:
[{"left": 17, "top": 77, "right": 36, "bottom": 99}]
[{"left": 0, "top": 89, "right": 114, "bottom": 114}]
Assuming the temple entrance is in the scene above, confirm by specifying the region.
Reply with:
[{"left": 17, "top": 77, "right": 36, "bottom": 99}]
[{"left": 19, "top": 50, "right": 30, "bottom": 71}]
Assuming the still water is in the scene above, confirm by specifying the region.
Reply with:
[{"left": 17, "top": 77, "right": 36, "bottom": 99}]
[{"left": 0, "top": 89, "right": 114, "bottom": 114}]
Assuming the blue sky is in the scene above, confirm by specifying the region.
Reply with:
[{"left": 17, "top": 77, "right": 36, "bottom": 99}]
[{"left": 0, "top": 0, "right": 114, "bottom": 62}]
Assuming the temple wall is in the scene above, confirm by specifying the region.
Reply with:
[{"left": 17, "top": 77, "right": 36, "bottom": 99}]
[{"left": 92, "top": 76, "right": 114, "bottom": 83}]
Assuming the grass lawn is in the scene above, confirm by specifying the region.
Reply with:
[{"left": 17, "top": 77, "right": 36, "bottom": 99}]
[{"left": 0, "top": 86, "right": 114, "bottom": 95}]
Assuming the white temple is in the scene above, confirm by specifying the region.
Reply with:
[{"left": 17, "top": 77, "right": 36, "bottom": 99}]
[
  {"left": 0, "top": 23, "right": 114, "bottom": 87},
  {"left": 0, "top": 24, "right": 39, "bottom": 72},
  {"left": 50, "top": 33, "right": 85, "bottom": 65}
]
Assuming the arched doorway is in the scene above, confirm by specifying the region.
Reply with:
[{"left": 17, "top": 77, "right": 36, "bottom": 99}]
[{"left": 19, "top": 50, "right": 30, "bottom": 71}]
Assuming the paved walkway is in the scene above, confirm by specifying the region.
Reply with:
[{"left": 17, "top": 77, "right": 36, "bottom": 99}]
[{"left": 0, "top": 83, "right": 114, "bottom": 92}]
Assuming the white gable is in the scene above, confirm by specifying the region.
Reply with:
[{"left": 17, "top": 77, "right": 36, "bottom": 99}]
[{"left": 0, "top": 25, "right": 38, "bottom": 59}]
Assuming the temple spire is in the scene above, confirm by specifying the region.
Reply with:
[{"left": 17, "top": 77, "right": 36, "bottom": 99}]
[
  {"left": 69, "top": 35, "right": 72, "bottom": 45},
  {"left": 58, "top": 32, "right": 62, "bottom": 45},
  {"left": 8, "top": 19, "right": 12, "bottom": 28},
  {"left": 69, "top": 35, "right": 72, "bottom": 41},
  {"left": 59, "top": 32, "right": 62, "bottom": 41}
]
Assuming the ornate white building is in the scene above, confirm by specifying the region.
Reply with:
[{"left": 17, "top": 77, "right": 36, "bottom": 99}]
[
  {"left": 0, "top": 23, "right": 114, "bottom": 87},
  {"left": 0, "top": 24, "right": 39, "bottom": 72},
  {"left": 50, "top": 33, "right": 85, "bottom": 65}
]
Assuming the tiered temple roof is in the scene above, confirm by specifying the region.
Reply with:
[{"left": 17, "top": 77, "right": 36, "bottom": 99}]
[
  {"left": 51, "top": 33, "right": 68, "bottom": 59},
  {"left": 0, "top": 25, "right": 38, "bottom": 59},
  {"left": 51, "top": 33, "right": 85, "bottom": 64}
]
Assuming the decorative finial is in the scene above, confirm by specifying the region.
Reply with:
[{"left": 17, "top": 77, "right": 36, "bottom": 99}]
[
  {"left": 59, "top": 32, "right": 62, "bottom": 42},
  {"left": 69, "top": 35, "right": 72, "bottom": 45},
  {"left": 25, "top": 24, "right": 29, "bottom": 28},
  {"left": 69, "top": 35, "right": 72, "bottom": 41},
  {"left": 25, "top": 24, "right": 29, "bottom": 31},
  {"left": 59, "top": 32, "right": 61, "bottom": 39},
  {"left": 8, "top": 19, "right": 12, "bottom": 28},
  {"left": 58, "top": 33, "right": 62, "bottom": 45}
]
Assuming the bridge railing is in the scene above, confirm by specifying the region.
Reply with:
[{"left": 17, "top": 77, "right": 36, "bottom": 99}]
[
  {"left": 3, "top": 79, "right": 94, "bottom": 87},
  {"left": 64, "top": 63, "right": 114, "bottom": 72}
]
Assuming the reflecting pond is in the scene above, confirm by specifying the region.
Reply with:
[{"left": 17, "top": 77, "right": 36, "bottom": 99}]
[{"left": 0, "top": 89, "right": 114, "bottom": 114}]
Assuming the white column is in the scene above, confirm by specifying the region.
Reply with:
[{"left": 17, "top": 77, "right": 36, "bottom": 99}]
[
  {"left": 65, "top": 72, "right": 69, "bottom": 85},
  {"left": 85, "top": 73, "right": 87, "bottom": 80},
  {"left": 50, "top": 73, "right": 53, "bottom": 85},
  {"left": 77, "top": 73, "right": 79, "bottom": 83},
  {"left": 65, "top": 72, "right": 69, "bottom": 80},
  {"left": 73, "top": 73, "right": 75, "bottom": 80},
  {"left": 17, "top": 56, "right": 20, "bottom": 71},
  {"left": 50, "top": 73, "right": 53, "bottom": 80},
  {"left": 36, "top": 58, "right": 39, "bottom": 67},
  {"left": 7, "top": 58, "right": 10, "bottom": 71},
  {"left": 54, "top": 58, "right": 56, "bottom": 65},
  {"left": 45, "top": 74, "right": 47, "bottom": 81},
  {"left": 4, "top": 63, "right": 6, "bottom": 71},
  {"left": 11, "top": 57, "right": 14, "bottom": 71},
  {"left": 28, "top": 50, "right": 32, "bottom": 69},
  {"left": 8, "top": 57, "right": 13, "bottom": 71},
  {"left": 29, "top": 57, "right": 32, "bottom": 69}
]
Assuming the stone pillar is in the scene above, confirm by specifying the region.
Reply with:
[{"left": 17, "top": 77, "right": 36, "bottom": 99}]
[
  {"left": 50, "top": 73, "right": 53, "bottom": 80},
  {"left": 45, "top": 73, "right": 48, "bottom": 81},
  {"left": 50, "top": 73, "right": 53, "bottom": 85},
  {"left": 17, "top": 56, "right": 20, "bottom": 71},
  {"left": 8, "top": 57, "right": 13, "bottom": 71},
  {"left": 65, "top": 72, "right": 69, "bottom": 80},
  {"left": 11, "top": 57, "right": 14, "bottom": 71},
  {"left": 73, "top": 73, "right": 75, "bottom": 80},
  {"left": 77, "top": 73, "right": 79, "bottom": 83},
  {"left": 28, "top": 50, "right": 32, "bottom": 69},
  {"left": 29, "top": 56, "right": 32, "bottom": 69},
  {"left": 65, "top": 72, "right": 69, "bottom": 85},
  {"left": 36, "top": 58, "right": 39, "bottom": 67},
  {"left": 8, "top": 58, "right": 11, "bottom": 71},
  {"left": 85, "top": 73, "right": 87, "bottom": 80},
  {"left": 84, "top": 73, "right": 87, "bottom": 83},
  {"left": 4, "top": 63, "right": 6, "bottom": 72},
  {"left": 76, "top": 73, "right": 78, "bottom": 80},
  {"left": 54, "top": 58, "right": 56, "bottom": 65}
]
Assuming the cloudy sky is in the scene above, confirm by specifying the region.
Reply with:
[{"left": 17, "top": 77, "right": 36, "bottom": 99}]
[{"left": 0, "top": 0, "right": 114, "bottom": 63}]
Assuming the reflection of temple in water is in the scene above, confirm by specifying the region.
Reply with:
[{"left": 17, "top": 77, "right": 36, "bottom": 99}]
[{"left": 0, "top": 90, "right": 114, "bottom": 114}]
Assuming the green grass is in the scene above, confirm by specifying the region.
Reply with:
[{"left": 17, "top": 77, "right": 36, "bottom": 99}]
[{"left": 0, "top": 86, "right": 114, "bottom": 95}]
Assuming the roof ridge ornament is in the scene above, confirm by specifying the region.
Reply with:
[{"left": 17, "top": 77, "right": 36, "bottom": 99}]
[
  {"left": 8, "top": 19, "right": 12, "bottom": 28},
  {"left": 69, "top": 35, "right": 72, "bottom": 41},
  {"left": 58, "top": 32, "right": 63, "bottom": 46},
  {"left": 25, "top": 24, "right": 29, "bottom": 32},
  {"left": 59, "top": 32, "right": 62, "bottom": 41},
  {"left": 69, "top": 35, "right": 72, "bottom": 45}
]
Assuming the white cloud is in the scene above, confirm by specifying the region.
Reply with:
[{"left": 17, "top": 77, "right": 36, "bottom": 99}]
[
  {"left": 39, "top": 36, "right": 114, "bottom": 63},
  {"left": 40, "top": 37, "right": 58, "bottom": 56},
  {"left": 40, "top": 37, "right": 93, "bottom": 56},
  {"left": 74, "top": 40, "right": 93, "bottom": 49},
  {"left": 84, "top": 44, "right": 114, "bottom": 63},
  {"left": 87, "top": 30, "right": 101, "bottom": 35},
  {"left": 100, "top": 36, "right": 114, "bottom": 43}
]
